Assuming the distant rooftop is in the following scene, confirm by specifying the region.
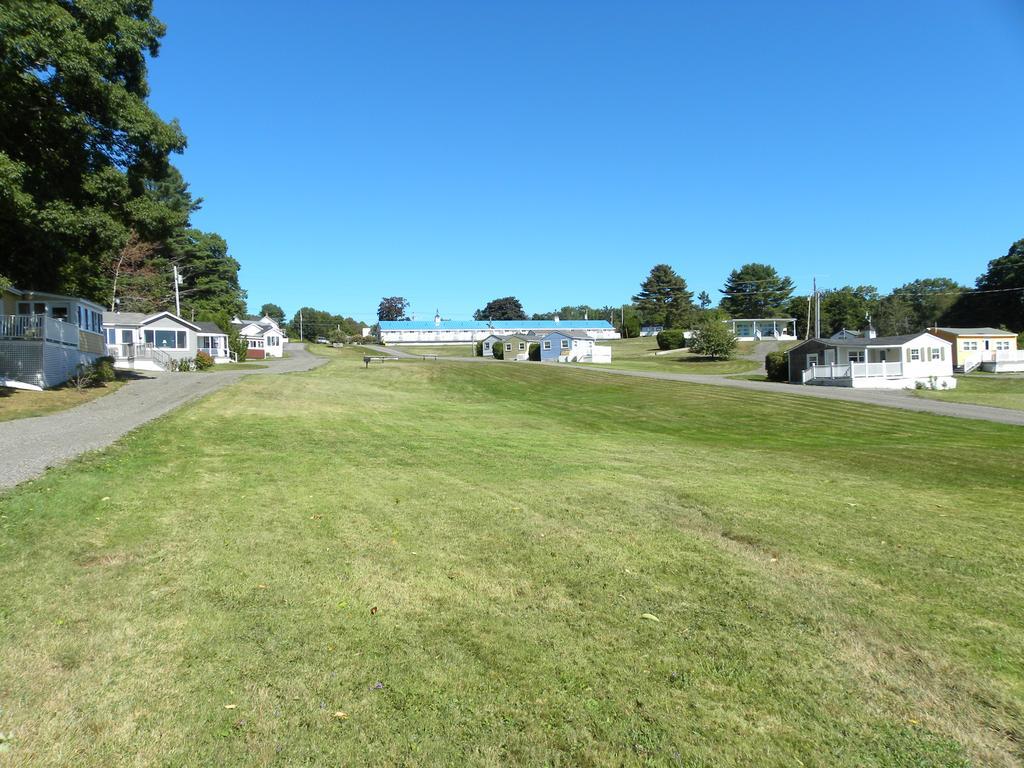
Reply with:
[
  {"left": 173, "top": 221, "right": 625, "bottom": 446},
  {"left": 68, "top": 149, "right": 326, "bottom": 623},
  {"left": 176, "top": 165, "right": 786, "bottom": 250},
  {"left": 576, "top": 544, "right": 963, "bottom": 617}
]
[{"left": 931, "top": 326, "right": 1016, "bottom": 336}]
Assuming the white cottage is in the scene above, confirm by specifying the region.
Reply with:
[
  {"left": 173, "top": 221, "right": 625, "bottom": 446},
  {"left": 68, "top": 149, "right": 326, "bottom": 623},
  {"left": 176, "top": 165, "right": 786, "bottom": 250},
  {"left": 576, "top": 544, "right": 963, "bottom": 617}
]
[
  {"left": 232, "top": 315, "right": 285, "bottom": 359},
  {"left": 103, "top": 311, "right": 230, "bottom": 370},
  {"left": 539, "top": 331, "right": 612, "bottom": 363},
  {"left": 787, "top": 331, "right": 956, "bottom": 389}
]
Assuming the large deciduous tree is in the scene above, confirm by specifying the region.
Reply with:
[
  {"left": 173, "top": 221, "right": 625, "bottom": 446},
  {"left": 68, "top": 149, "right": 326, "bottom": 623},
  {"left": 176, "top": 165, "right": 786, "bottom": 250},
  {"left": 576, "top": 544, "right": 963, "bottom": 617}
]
[
  {"left": 290, "top": 307, "right": 365, "bottom": 342},
  {"left": 943, "top": 240, "right": 1024, "bottom": 332},
  {"left": 720, "top": 263, "right": 794, "bottom": 318},
  {"left": 889, "top": 278, "right": 963, "bottom": 330},
  {"left": 632, "top": 264, "right": 694, "bottom": 328},
  {"left": 819, "top": 285, "right": 879, "bottom": 336},
  {"left": 260, "top": 303, "right": 285, "bottom": 324},
  {"left": 0, "top": 0, "right": 187, "bottom": 297},
  {"left": 474, "top": 296, "right": 527, "bottom": 321},
  {"left": 378, "top": 296, "right": 410, "bottom": 321}
]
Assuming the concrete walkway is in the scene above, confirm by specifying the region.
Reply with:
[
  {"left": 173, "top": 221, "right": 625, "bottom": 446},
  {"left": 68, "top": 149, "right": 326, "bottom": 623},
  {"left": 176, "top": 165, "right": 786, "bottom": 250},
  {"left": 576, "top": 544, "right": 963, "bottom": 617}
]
[{"left": 0, "top": 344, "right": 325, "bottom": 490}]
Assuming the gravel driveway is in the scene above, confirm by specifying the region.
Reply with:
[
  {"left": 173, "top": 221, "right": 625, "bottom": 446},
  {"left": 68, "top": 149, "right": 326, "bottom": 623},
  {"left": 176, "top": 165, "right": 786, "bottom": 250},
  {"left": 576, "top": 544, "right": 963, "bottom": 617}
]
[{"left": 0, "top": 344, "right": 324, "bottom": 490}]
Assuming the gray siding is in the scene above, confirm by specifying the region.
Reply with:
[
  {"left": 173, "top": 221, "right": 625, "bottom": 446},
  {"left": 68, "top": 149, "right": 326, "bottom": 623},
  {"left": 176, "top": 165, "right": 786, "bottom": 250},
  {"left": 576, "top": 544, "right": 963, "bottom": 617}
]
[{"left": 787, "top": 339, "right": 828, "bottom": 383}]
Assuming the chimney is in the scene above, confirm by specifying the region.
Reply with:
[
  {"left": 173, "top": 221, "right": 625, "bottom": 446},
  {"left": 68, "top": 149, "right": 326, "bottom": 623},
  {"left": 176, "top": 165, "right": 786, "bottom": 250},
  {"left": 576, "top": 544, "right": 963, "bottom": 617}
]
[{"left": 864, "top": 314, "right": 876, "bottom": 339}]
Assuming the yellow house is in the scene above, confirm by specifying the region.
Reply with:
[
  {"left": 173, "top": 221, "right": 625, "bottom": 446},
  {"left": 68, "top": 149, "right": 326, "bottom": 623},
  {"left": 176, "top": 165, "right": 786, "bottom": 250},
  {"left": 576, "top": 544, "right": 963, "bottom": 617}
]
[{"left": 928, "top": 327, "right": 1021, "bottom": 373}]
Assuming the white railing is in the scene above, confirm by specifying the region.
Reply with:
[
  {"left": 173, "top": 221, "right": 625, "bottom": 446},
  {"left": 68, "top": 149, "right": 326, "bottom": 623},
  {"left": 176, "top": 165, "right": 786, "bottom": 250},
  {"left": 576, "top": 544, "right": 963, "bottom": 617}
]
[
  {"left": 198, "top": 345, "right": 230, "bottom": 359},
  {"left": 0, "top": 314, "right": 79, "bottom": 346},
  {"left": 804, "top": 361, "right": 903, "bottom": 382},
  {"left": 850, "top": 361, "right": 904, "bottom": 378},
  {"left": 106, "top": 343, "right": 171, "bottom": 369},
  {"left": 993, "top": 349, "right": 1024, "bottom": 362}
]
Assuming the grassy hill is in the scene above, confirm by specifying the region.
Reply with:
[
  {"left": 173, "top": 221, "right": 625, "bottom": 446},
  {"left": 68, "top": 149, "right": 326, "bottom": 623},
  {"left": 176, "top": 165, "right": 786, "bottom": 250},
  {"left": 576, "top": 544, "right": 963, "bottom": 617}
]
[{"left": 0, "top": 348, "right": 1020, "bottom": 766}]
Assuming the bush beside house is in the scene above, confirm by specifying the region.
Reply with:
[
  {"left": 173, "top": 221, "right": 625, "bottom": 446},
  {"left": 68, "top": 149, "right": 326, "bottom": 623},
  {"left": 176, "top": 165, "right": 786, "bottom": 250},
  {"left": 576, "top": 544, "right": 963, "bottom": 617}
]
[
  {"left": 656, "top": 329, "right": 687, "bottom": 350},
  {"left": 765, "top": 351, "right": 788, "bottom": 382}
]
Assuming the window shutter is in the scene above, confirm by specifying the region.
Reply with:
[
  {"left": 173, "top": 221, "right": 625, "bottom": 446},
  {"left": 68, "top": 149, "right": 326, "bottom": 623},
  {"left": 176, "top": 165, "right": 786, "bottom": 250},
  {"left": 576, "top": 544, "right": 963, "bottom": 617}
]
[{"left": 905, "top": 348, "right": 911, "bottom": 362}]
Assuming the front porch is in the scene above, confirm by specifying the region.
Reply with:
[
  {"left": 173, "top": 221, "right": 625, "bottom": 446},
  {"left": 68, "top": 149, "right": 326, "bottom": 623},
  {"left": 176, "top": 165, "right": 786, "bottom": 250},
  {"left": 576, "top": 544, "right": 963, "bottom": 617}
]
[
  {"left": 726, "top": 318, "right": 797, "bottom": 340},
  {"left": 0, "top": 314, "right": 102, "bottom": 388}
]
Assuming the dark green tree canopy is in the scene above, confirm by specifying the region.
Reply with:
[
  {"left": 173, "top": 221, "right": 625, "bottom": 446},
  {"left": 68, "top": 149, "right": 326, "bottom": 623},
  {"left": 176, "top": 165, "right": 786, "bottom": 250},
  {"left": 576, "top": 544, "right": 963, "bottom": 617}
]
[
  {"left": 819, "top": 285, "right": 879, "bottom": 336},
  {"left": 944, "top": 240, "right": 1024, "bottom": 332},
  {"left": 260, "top": 303, "right": 285, "bottom": 324},
  {"left": 0, "top": 0, "right": 187, "bottom": 297},
  {"left": 474, "top": 296, "right": 526, "bottom": 321},
  {"left": 290, "top": 307, "right": 365, "bottom": 342},
  {"left": 531, "top": 304, "right": 618, "bottom": 322},
  {"left": 720, "top": 263, "right": 794, "bottom": 318},
  {"left": 889, "top": 278, "right": 963, "bottom": 330},
  {"left": 632, "top": 264, "right": 694, "bottom": 328},
  {"left": 378, "top": 296, "right": 410, "bottom": 321}
]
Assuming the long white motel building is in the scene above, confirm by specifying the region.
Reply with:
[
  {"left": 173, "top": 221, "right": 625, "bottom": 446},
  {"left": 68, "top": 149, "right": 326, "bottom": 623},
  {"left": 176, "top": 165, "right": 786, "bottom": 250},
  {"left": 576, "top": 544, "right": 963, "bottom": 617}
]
[{"left": 378, "top": 313, "right": 620, "bottom": 345}]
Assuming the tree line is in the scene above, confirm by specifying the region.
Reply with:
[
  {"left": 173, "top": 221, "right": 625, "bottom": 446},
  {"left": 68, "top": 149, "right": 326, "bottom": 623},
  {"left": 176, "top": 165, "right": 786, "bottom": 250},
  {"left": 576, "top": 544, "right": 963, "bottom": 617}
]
[
  {"left": 0, "top": 2, "right": 245, "bottom": 326},
  {"left": 391, "top": 237, "right": 1022, "bottom": 339}
]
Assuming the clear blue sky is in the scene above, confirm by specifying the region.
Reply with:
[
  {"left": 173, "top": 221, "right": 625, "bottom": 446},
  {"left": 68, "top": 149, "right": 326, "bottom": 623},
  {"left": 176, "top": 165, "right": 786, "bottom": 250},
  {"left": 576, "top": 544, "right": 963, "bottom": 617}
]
[{"left": 147, "top": 0, "right": 1024, "bottom": 322}]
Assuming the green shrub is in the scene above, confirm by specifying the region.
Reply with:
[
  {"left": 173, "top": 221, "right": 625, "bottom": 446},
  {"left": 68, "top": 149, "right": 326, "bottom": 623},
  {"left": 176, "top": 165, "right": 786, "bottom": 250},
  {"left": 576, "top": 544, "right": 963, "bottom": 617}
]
[
  {"left": 492, "top": 341, "right": 504, "bottom": 360},
  {"left": 690, "top": 322, "right": 737, "bottom": 359},
  {"left": 1018, "top": 330, "right": 1024, "bottom": 350},
  {"left": 475, "top": 341, "right": 484, "bottom": 357},
  {"left": 194, "top": 351, "right": 215, "bottom": 370},
  {"left": 656, "top": 329, "right": 687, "bottom": 350},
  {"left": 765, "top": 351, "right": 788, "bottom": 382},
  {"left": 91, "top": 356, "right": 116, "bottom": 383},
  {"left": 528, "top": 342, "right": 541, "bottom": 361}
]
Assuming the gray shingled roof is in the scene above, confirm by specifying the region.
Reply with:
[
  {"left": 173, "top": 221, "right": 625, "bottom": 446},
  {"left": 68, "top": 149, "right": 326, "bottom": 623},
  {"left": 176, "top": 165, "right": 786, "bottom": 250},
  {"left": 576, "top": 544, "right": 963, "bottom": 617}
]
[
  {"left": 827, "top": 333, "right": 936, "bottom": 347},
  {"left": 932, "top": 326, "right": 1016, "bottom": 336},
  {"left": 102, "top": 312, "right": 146, "bottom": 325},
  {"left": 195, "top": 321, "right": 226, "bottom": 334}
]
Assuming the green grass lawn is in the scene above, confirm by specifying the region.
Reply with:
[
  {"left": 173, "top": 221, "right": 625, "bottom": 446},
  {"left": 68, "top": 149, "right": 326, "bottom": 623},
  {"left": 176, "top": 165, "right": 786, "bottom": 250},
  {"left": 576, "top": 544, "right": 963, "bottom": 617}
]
[
  {"left": 914, "top": 373, "right": 1024, "bottom": 411},
  {"left": 1, "top": 349, "right": 1022, "bottom": 765},
  {"left": 0, "top": 379, "right": 125, "bottom": 422},
  {"left": 387, "top": 344, "right": 477, "bottom": 358},
  {"left": 599, "top": 337, "right": 761, "bottom": 375}
]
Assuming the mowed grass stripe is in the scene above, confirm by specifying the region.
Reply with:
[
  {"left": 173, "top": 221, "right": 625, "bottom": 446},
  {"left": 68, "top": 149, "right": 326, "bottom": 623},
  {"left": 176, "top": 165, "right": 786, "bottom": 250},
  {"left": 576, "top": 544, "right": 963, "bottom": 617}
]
[{"left": 0, "top": 348, "right": 1020, "bottom": 766}]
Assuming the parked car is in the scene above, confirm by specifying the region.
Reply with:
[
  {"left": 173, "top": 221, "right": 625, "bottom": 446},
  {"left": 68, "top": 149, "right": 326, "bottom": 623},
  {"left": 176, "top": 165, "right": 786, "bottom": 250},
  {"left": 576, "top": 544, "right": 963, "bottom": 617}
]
[{"left": 315, "top": 336, "right": 329, "bottom": 344}]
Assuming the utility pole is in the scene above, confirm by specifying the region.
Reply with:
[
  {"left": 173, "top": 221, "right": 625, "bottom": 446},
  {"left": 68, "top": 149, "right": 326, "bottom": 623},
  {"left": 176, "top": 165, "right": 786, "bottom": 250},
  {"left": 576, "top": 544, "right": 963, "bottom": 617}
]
[
  {"left": 813, "top": 276, "right": 821, "bottom": 339},
  {"left": 173, "top": 265, "right": 182, "bottom": 316},
  {"left": 299, "top": 309, "right": 304, "bottom": 341}
]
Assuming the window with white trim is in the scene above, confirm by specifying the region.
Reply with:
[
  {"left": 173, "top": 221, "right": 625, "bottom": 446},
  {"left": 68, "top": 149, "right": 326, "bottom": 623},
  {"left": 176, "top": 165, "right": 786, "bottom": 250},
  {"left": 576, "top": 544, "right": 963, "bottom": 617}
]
[
  {"left": 995, "top": 340, "right": 1011, "bottom": 351},
  {"left": 518, "top": 342, "right": 525, "bottom": 350},
  {"left": 560, "top": 339, "right": 570, "bottom": 349},
  {"left": 930, "top": 347, "right": 942, "bottom": 361},
  {"left": 963, "top": 341, "right": 978, "bottom": 351},
  {"left": 543, "top": 341, "right": 551, "bottom": 350},
  {"left": 505, "top": 344, "right": 512, "bottom": 352},
  {"left": 909, "top": 348, "right": 921, "bottom": 361},
  {"left": 145, "top": 329, "right": 187, "bottom": 349},
  {"left": 847, "top": 351, "right": 864, "bottom": 363},
  {"left": 806, "top": 353, "right": 818, "bottom": 366}
]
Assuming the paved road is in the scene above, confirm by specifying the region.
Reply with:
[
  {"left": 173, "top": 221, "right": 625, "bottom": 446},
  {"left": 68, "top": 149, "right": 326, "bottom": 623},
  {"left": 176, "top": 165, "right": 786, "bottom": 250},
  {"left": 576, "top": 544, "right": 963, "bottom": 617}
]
[{"left": 0, "top": 344, "right": 325, "bottom": 490}]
